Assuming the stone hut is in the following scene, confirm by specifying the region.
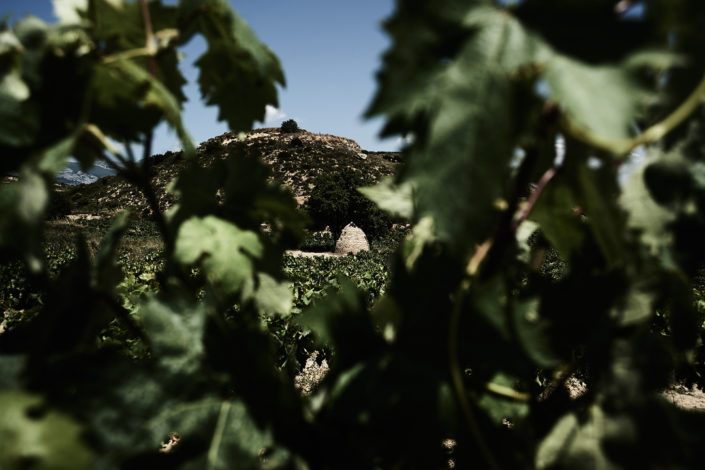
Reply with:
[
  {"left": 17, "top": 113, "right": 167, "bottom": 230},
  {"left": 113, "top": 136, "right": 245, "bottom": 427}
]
[{"left": 334, "top": 222, "right": 370, "bottom": 255}]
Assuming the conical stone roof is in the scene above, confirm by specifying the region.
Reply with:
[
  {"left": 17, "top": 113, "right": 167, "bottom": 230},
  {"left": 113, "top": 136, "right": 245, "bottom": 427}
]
[{"left": 334, "top": 222, "right": 369, "bottom": 255}]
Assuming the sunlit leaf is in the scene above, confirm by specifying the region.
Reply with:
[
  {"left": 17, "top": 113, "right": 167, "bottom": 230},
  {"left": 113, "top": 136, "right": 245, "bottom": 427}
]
[
  {"left": 545, "top": 55, "right": 646, "bottom": 143},
  {"left": 175, "top": 216, "right": 262, "bottom": 296},
  {"left": 52, "top": 0, "right": 88, "bottom": 24},
  {"left": 359, "top": 177, "right": 415, "bottom": 219},
  {"left": 242, "top": 273, "right": 292, "bottom": 317}
]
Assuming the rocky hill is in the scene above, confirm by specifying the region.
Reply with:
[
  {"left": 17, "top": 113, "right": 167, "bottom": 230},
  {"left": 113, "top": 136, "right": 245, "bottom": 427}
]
[{"left": 60, "top": 128, "right": 401, "bottom": 219}]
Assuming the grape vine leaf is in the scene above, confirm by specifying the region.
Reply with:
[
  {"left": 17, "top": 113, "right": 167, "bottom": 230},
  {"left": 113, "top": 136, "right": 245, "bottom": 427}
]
[
  {"left": 0, "top": 52, "right": 39, "bottom": 149},
  {"left": 0, "top": 391, "right": 94, "bottom": 469},
  {"left": 513, "top": 298, "right": 562, "bottom": 368},
  {"left": 368, "top": 6, "right": 544, "bottom": 254},
  {"left": 242, "top": 273, "right": 293, "bottom": 317},
  {"left": 536, "top": 407, "right": 617, "bottom": 470},
  {"left": 139, "top": 293, "right": 208, "bottom": 376},
  {"left": 359, "top": 177, "right": 415, "bottom": 219},
  {"left": 177, "top": 0, "right": 285, "bottom": 132},
  {"left": 51, "top": 0, "right": 86, "bottom": 24},
  {"left": 34, "top": 135, "right": 76, "bottom": 176},
  {"left": 545, "top": 55, "right": 647, "bottom": 143},
  {"left": 0, "top": 356, "right": 26, "bottom": 391},
  {"left": 529, "top": 180, "right": 586, "bottom": 262},
  {"left": 93, "top": 211, "right": 130, "bottom": 294},
  {"left": 174, "top": 216, "right": 263, "bottom": 296},
  {"left": 477, "top": 372, "right": 530, "bottom": 425},
  {"left": 0, "top": 171, "right": 47, "bottom": 271},
  {"left": 92, "top": 59, "right": 195, "bottom": 156},
  {"left": 145, "top": 397, "right": 293, "bottom": 470}
]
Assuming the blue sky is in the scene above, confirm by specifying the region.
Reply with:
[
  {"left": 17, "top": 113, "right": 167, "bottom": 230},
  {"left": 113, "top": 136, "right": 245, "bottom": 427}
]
[{"left": 3, "top": 0, "right": 399, "bottom": 153}]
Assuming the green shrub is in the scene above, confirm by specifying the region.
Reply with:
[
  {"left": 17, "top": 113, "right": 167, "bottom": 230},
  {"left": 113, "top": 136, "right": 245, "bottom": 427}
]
[
  {"left": 299, "top": 230, "right": 335, "bottom": 252},
  {"left": 305, "top": 168, "right": 390, "bottom": 240},
  {"left": 280, "top": 119, "right": 299, "bottom": 133},
  {"left": 46, "top": 189, "right": 72, "bottom": 220}
]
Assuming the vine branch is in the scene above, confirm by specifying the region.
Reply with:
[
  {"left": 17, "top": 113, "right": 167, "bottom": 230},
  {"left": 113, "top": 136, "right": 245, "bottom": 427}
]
[
  {"left": 140, "top": 0, "right": 157, "bottom": 77},
  {"left": 560, "top": 72, "right": 705, "bottom": 155},
  {"left": 449, "top": 279, "right": 502, "bottom": 470},
  {"left": 102, "top": 47, "right": 155, "bottom": 65},
  {"left": 511, "top": 166, "right": 559, "bottom": 233},
  {"left": 485, "top": 382, "right": 531, "bottom": 402}
]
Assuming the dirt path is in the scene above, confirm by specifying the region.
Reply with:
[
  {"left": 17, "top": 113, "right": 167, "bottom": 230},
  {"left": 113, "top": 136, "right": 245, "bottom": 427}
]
[
  {"left": 285, "top": 250, "right": 344, "bottom": 258},
  {"left": 663, "top": 385, "right": 705, "bottom": 411}
]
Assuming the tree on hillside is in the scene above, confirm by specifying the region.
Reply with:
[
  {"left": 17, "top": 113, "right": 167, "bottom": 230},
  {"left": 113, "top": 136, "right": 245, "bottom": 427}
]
[{"left": 306, "top": 168, "right": 390, "bottom": 240}]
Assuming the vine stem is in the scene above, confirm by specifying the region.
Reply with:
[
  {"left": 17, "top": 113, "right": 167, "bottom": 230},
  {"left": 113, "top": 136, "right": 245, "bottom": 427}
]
[
  {"left": 486, "top": 382, "right": 531, "bottom": 402},
  {"left": 84, "top": 122, "right": 174, "bottom": 255},
  {"left": 561, "top": 71, "right": 705, "bottom": 154},
  {"left": 511, "top": 166, "right": 559, "bottom": 233},
  {"left": 449, "top": 278, "right": 502, "bottom": 470},
  {"left": 139, "top": 0, "right": 157, "bottom": 77},
  {"left": 136, "top": 0, "right": 172, "bottom": 254},
  {"left": 102, "top": 47, "right": 155, "bottom": 64},
  {"left": 207, "top": 400, "right": 232, "bottom": 469}
]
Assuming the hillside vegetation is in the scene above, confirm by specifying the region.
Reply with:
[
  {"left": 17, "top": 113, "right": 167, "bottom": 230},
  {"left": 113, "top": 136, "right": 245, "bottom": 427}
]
[{"left": 60, "top": 128, "right": 400, "bottom": 219}]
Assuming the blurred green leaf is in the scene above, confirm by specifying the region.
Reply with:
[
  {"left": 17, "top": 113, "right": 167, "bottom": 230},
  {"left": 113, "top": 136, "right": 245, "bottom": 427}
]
[
  {"left": 530, "top": 181, "right": 584, "bottom": 262},
  {"left": 93, "top": 211, "right": 130, "bottom": 293},
  {"left": 546, "top": 55, "right": 647, "bottom": 143},
  {"left": 620, "top": 150, "right": 677, "bottom": 267},
  {"left": 51, "top": 0, "right": 87, "bottom": 24},
  {"left": 139, "top": 293, "right": 208, "bottom": 376},
  {"left": 477, "top": 372, "right": 530, "bottom": 426},
  {"left": 359, "top": 177, "right": 415, "bottom": 219},
  {"left": 474, "top": 276, "right": 510, "bottom": 340},
  {"left": 0, "top": 355, "right": 26, "bottom": 391},
  {"left": 297, "top": 279, "right": 381, "bottom": 369},
  {"left": 369, "top": 6, "right": 543, "bottom": 253},
  {"left": 513, "top": 298, "right": 561, "bottom": 368},
  {"left": 0, "top": 171, "right": 48, "bottom": 270},
  {"left": 242, "top": 273, "right": 292, "bottom": 317},
  {"left": 0, "top": 391, "right": 94, "bottom": 469},
  {"left": 0, "top": 69, "right": 39, "bottom": 148},
  {"left": 575, "top": 164, "right": 626, "bottom": 266},
  {"left": 34, "top": 134, "right": 75, "bottom": 176},
  {"left": 93, "top": 59, "right": 195, "bottom": 156},
  {"left": 536, "top": 407, "right": 618, "bottom": 470},
  {"left": 0, "top": 30, "right": 23, "bottom": 55}
]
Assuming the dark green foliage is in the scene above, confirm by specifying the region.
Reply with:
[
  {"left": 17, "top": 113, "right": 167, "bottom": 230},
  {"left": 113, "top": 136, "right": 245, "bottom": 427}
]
[
  {"left": 280, "top": 119, "right": 299, "bottom": 133},
  {"left": 4, "top": 1, "right": 705, "bottom": 468},
  {"left": 306, "top": 167, "right": 390, "bottom": 240},
  {"left": 298, "top": 230, "right": 335, "bottom": 252},
  {"left": 45, "top": 189, "right": 72, "bottom": 220}
]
